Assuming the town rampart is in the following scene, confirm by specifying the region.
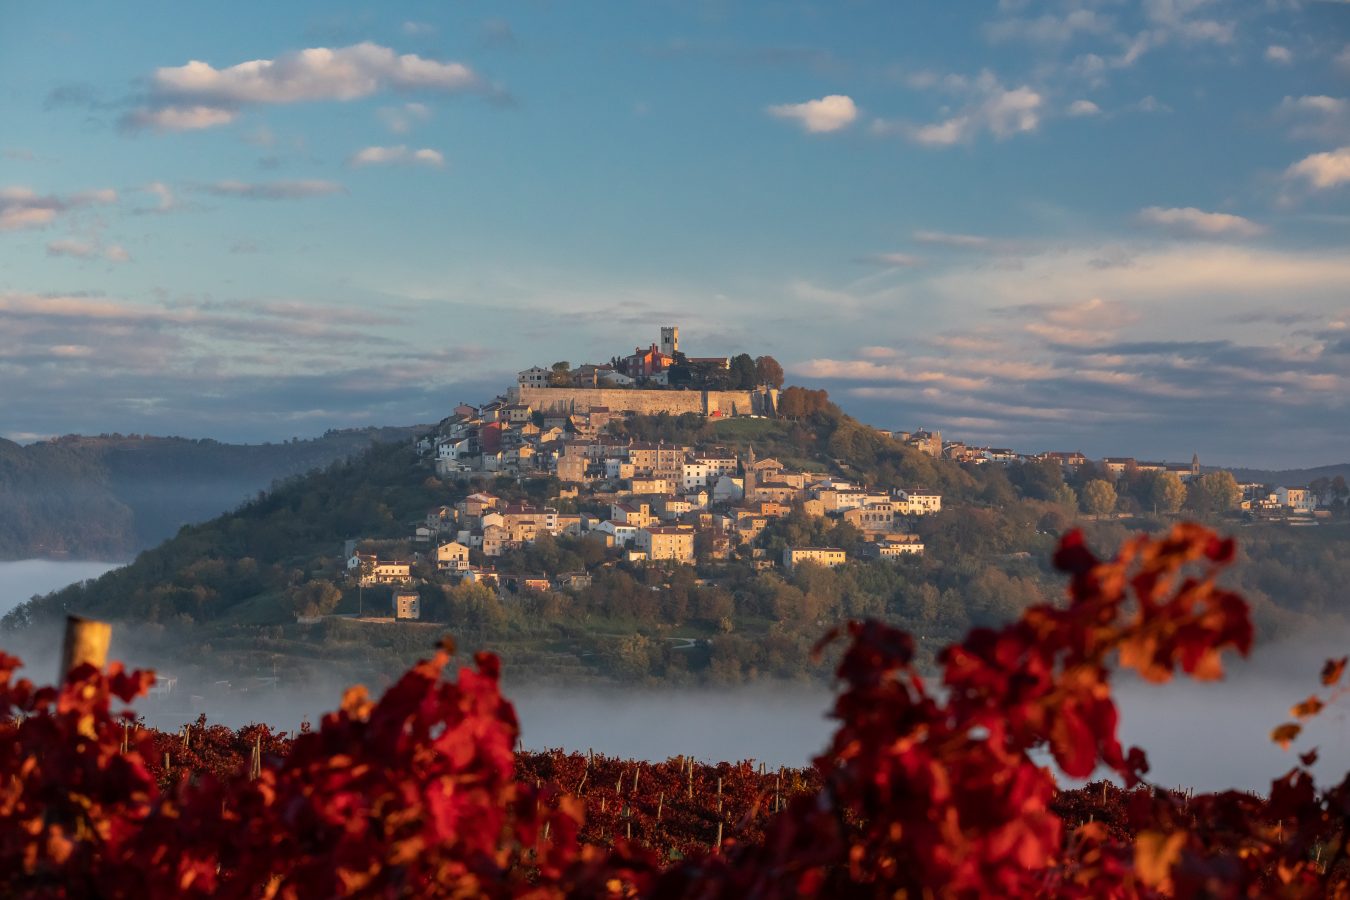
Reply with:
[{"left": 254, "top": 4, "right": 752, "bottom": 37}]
[{"left": 511, "top": 386, "right": 776, "bottom": 418}]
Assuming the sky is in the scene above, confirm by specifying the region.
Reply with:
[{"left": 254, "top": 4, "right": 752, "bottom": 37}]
[{"left": 1, "top": 1, "right": 1349, "bottom": 468}]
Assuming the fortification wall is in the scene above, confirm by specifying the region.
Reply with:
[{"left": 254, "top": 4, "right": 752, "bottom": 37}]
[{"left": 511, "top": 386, "right": 774, "bottom": 418}]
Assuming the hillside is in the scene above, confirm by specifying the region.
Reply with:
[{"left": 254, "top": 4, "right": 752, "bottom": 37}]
[
  {"left": 1229, "top": 463, "right": 1350, "bottom": 488},
  {"left": 5, "top": 392, "right": 1347, "bottom": 695},
  {"left": 0, "top": 427, "right": 423, "bottom": 560}
]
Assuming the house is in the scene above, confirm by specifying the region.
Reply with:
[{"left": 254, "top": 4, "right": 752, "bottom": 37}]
[
  {"left": 712, "top": 475, "right": 745, "bottom": 503},
  {"left": 1276, "top": 486, "right": 1317, "bottom": 513},
  {"left": 555, "top": 571, "right": 593, "bottom": 591},
  {"left": 435, "top": 541, "right": 470, "bottom": 571},
  {"left": 518, "top": 367, "right": 551, "bottom": 388},
  {"left": 593, "top": 520, "right": 639, "bottom": 547},
  {"left": 844, "top": 504, "right": 896, "bottom": 532},
  {"left": 502, "top": 403, "right": 534, "bottom": 424},
  {"left": 364, "top": 561, "right": 412, "bottom": 586},
  {"left": 394, "top": 591, "right": 421, "bottom": 621},
  {"left": 783, "top": 547, "right": 847, "bottom": 572},
  {"left": 1102, "top": 457, "right": 1136, "bottom": 477},
  {"left": 611, "top": 501, "right": 655, "bottom": 528},
  {"left": 637, "top": 525, "right": 696, "bottom": 563},
  {"left": 895, "top": 489, "right": 941, "bottom": 515},
  {"left": 865, "top": 536, "right": 925, "bottom": 559}
]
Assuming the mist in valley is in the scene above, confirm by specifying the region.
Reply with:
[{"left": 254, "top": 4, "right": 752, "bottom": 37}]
[{"left": 2, "top": 561, "right": 1344, "bottom": 794}]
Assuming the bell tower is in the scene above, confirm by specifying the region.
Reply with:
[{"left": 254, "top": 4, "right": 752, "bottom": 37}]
[{"left": 660, "top": 326, "right": 679, "bottom": 357}]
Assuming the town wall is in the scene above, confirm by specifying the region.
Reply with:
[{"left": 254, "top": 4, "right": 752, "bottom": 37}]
[{"left": 511, "top": 386, "right": 776, "bottom": 418}]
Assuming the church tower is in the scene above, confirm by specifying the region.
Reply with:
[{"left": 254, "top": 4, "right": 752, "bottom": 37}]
[
  {"left": 744, "top": 444, "right": 757, "bottom": 500},
  {"left": 1191, "top": 452, "right": 1200, "bottom": 478},
  {"left": 660, "top": 326, "right": 679, "bottom": 357}
]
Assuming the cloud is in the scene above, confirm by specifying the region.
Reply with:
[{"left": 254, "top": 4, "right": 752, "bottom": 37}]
[
  {"left": 200, "top": 180, "right": 346, "bottom": 200},
  {"left": 1265, "top": 45, "right": 1293, "bottom": 65},
  {"left": 1141, "top": 0, "right": 1235, "bottom": 44},
  {"left": 45, "top": 239, "right": 131, "bottom": 263},
  {"left": 879, "top": 72, "right": 1042, "bottom": 146},
  {"left": 854, "top": 252, "right": 923, "bottom": 268},
  {"left": 121, "top": 42, "right": 484, "bottom": 132},
  {"left": 140, "top": 181, "right": 177, "bottom": 212},
  {"left": 347, "top": 145, "right": 445, "bottom": 168},
  {"left": 1136, "top": 206, "right": 1265, "bottom": 238},
  {"left": 1278, "top": 96, "right": 1349, "bottom": 142},
  {"left": 1336, "top": 44, "right": 1350, "bottom": 75},
  {"left": 1285, "top": 147, "right": 1350, "bottom": 191},
  {"left": 983, "top": 9, "right": 1116, "bottom": 44},
  {"left": 0, "top": 186, "right": 117, "bottom": 231},
  {"left": 1130, "top": 95, "right": 1172, "bottom": 114},
  {"left": 377, "top": 101, "right": 432, "bottom": 134},
  {"left": 766, "top": 95, "right": 858, "bottom": 133},
  {"left": 1067, "top": 99, "right": 1102, "bottom": 117},
  {"left": 401, "top": 20, "right": 436, "bottom": 36}
]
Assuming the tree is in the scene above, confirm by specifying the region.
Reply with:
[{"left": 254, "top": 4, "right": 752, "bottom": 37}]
[
  {"left": 754, "top": 355, "right": 785, "bottom": 389},
  {"left": 1149, "top": 471, "right": 1186, "bottom": 515},
  {"left": 1186, "top": 470, "right": 1240, "bottom": 517},
  {"left": 729, "top": 353, "right": 757, "bottom": 389},
  {"left": 547, "top": 361, "right": 571, "bottom": 387},
  {"left": 286, "top": 579, "right": 341, "bottom": 618},
  {"left": 1081, "top": 479, "right": 1117, "bottom": 518}
]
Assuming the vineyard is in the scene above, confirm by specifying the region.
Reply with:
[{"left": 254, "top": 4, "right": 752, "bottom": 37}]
[{"left": 1, "top": 524, "right": 1347, "bottom": 897}]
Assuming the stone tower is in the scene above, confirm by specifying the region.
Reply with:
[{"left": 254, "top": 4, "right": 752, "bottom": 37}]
[
  {"left": 1191, "top": 452, "right": 1200, "bottom": 477},
  {"left": 744, "top": 444, "right": 757, "bottom": 500},
  {"left": 660, "top": 326, "right": 679, "bottom": 357}
]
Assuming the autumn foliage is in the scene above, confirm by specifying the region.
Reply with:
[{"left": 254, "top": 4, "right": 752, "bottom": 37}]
[{"left": 0, "top": 524, "right": 1346, "bottom": 897}]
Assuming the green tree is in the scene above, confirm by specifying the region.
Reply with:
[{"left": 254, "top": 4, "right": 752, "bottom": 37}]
[
  {"left": 729, "top": 353, "right": 757, "bottom": 389},
  {"left": 1186, "top": 471, "right": 1240, "bottom": 517},
  {"left": 547, "top": 361, "right": 571, "bottom": 387},
  {"left": 1149, "top": 471, "right": 1186, "bottom": 515},
  {"left": 1082, "top": 479, "right": 1117, "bottom": 518},
  {"left": 287, "top": 579, "right": 342, "bottom": 618}
]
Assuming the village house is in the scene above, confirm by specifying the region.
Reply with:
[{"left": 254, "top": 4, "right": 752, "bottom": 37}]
[
  {"left": 864, "top": 536, "right": 925, "bottom": 559},
  {"left": 894, "top": 489, "right": 941, "bottom": 515},
  {"left": 435, "top": 541, "right": 470, "bottom": 571},
  {"left": 636, "top": 525, "right": 696, "bottom": 563},
  {"left": 393, "top": 591, "right": 421, "bottom": 621},
  {"left": 783, "top": 546, "right": 847, "bottom": 572}
]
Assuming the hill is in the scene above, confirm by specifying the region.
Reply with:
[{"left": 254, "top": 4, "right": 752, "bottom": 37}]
[
  {"left": 1229, "top": 462, "right": 1350, "bottom": 488},
  {"left": 0, "top": 427, "right": 423, "bottom": 560},
  {"left": 3, "top": 393, "right": 1346, "bottom": 691}
]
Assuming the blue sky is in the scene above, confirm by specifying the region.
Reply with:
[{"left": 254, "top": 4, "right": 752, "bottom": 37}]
[{"left": 1, "top": 1, "right": 1349, "bottom": 467}]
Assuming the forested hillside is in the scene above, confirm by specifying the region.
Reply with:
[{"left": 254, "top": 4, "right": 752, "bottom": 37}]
[
  {"left": 4, "top": 398, "right": 1346, "bottom": 691},
  {"left": 0, "top": 427, "right": 422, "bottom": 559}
]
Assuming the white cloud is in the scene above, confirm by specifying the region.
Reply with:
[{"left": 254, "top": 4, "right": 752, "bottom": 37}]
[
  {"left": 1067, "top": 99, "right": 1102, "bottom": 117},
  {"left": 122, "top": 43, "right": 482, "bottom": 132},
  {"left": 46, "top": 239, "right": 131, "bottom": 262},
  {"left": 1278, "top": 96, "right": 1349, "bottom": 142},
  {"left": 1136, "top": 206, "right": 1265, "bottom": 238},
  {"left": 1131, "top": 95, "right": 1172, "bottom": 114},
  {"left": 1142, "top": 0, "right": 1235, "bottom": 44},
  {"left": 1336, "top": 44, "right": 1350, "bottom": 74},
  {"left": 854, "top": 252, "right": 923, "bottom": 268},
  {"left": 201, "top": 180, "right": 346, "bottom": 200},
  {"left": 767, "top": 95, "right": 858, "bottom": 133},
  {"left": 348, "top": 145, "right": 445, "bottom": 167},
  {"left": 984, "top": 9, "right": 1115, "bottom": 44},
  {"left": 401, "top": 21, "right": 436, "bottom": 36},
  {"left": 120, "top": 105, "right": 239, "bottom": 132},
  {"left": 0, "top": 186, "right": 117, "bottom": 231},
  {"left": 882, "top": 72, "right": 1042, "bottom": 146},
  {"left": 1285, "top": 147, "right": 1350, "bottom": 191},
  {"left": 142, "top": 181, "right": 176, "bottom": 212},
  {"left": 377, "top": 101, "right": 432, "bottom": 134},
  {"left": 1265, "top": 45, "right": 1293, "bottom": 65},
  {"left": 912, "top": 230, "right": 992, "bottom": 249}
]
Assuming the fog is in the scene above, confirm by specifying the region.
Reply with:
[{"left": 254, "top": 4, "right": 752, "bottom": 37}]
[
  {"left": 0, "top": 560, "right": 125, "bottom": 619},
  {"left": 1, "top": 560, "right": 1344, "bottom": 793}
]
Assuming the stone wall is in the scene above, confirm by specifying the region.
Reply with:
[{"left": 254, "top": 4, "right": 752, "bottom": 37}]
[{"left": 511, "top": 385, "right": 775, "bottom": 418}]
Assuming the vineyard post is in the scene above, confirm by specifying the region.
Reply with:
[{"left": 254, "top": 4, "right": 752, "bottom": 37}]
[{"left": 59, "top": 615, "right": 111, "bottom": 681}]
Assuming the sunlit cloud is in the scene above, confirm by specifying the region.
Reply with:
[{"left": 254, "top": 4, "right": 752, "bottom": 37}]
[
  {"left": 199, "top": 179, "right": 345, "bottom": 200},
  {"left": 1136, "top": 206, "right": 1265, "bottom": 238},
  {"left": 347, "top": 145, "right": 445, "bottom": 168},
  {"left": 766, "top": 95, "right": 858, "bottom": 133}
]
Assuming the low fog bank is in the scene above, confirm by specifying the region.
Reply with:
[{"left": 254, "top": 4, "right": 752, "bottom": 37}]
[
  {"left": 0, "top": 560, "right": 124, "bottom": 618},
  {"left": 509, "top": 684, "right": 836, "bottom": 768}
]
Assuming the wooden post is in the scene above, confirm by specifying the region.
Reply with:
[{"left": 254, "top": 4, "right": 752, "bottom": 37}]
[
  {"left": 250, "top": 735, "right": 262, "bottom": 779},
  {"left": 657, "top": 793, "right": 664, "bottom": 821},
  {"left": 60, "top": 616, "right": 111, "bottom": 680}
]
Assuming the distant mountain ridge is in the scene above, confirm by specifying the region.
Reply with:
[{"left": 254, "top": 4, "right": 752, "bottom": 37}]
[
  {"left": 0, "top": 427, "right": 424, "bottom": 560},
  {"left": 1227, "top": 463, "right": 1350, "bottom": 488}
]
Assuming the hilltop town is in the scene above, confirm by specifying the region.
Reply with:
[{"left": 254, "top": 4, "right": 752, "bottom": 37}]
[{"left": 341, "top": 326, "right": 1347, "bottom": 623}]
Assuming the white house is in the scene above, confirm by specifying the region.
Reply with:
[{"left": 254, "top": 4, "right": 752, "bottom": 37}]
[{"left": 518, "top": 367, "right": 551, "bottom": 388}]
